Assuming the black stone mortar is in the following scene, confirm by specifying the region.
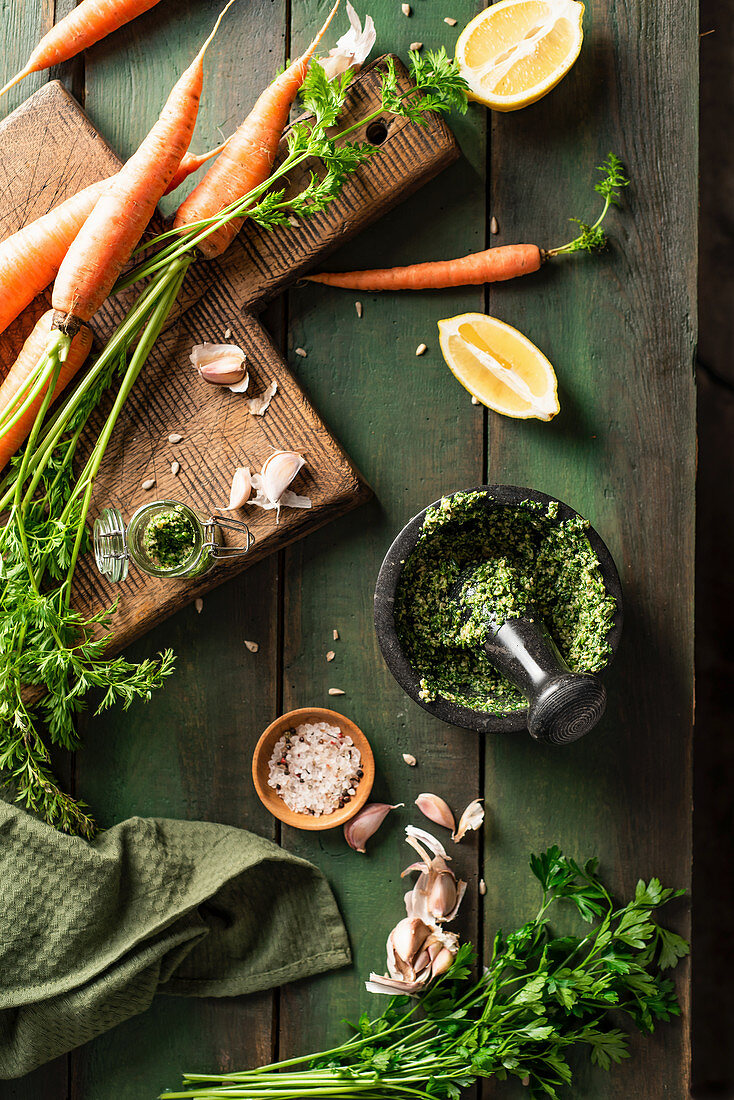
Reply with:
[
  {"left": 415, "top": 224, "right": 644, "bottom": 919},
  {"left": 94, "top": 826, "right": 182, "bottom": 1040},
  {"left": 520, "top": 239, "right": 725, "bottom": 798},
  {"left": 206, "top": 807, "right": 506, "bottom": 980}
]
[{"left": 374, "top": 485, "right": 624, "bottom": 736}]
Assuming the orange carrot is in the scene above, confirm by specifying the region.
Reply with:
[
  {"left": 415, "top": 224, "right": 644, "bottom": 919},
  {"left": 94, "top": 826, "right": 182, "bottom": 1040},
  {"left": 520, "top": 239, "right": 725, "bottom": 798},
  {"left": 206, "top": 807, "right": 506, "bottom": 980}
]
[
  {"left": 0, "top": 178, "right": 110, "bottom": 337},
  {"left": 173, "top": 1, "right": 339, "bottom": 259},
  {"left": 162, "top": 137, "right": 232, "bottom": 195},
  {"left": 0, "top": 0, "right": 164, "bottom": 100},
  {"left": 305, "top": 244, "right": 544, "bottom": 291},
  {"left": 0, "top": 311, "right": 92, "bottom": 469},
  {"left": 51, "top": 0, "right": 234, "bottom": 333}
]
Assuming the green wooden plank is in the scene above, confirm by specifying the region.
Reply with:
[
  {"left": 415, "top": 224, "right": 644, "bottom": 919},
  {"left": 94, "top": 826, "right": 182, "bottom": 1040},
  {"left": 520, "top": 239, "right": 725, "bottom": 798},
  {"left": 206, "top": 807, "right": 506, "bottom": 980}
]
[
  {"left": 480, "top": 0, "right": 697, "bottom": 1096},
  {"left": 276, "top": 0, "right": 488, "bottom": 1063},
  {"left": 68, "top": 2, "right": 287, "bottom": 1093}
]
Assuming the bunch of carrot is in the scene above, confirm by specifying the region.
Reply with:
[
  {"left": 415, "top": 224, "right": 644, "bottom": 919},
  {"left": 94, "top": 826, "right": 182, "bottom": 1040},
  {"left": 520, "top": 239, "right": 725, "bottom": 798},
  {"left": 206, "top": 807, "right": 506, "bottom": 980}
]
[
  {"left": 0, "top": 0, "right": 346, "bottom": 834},
  {"left": 0, "top": 0, "right": 471, "bottom": 835}
]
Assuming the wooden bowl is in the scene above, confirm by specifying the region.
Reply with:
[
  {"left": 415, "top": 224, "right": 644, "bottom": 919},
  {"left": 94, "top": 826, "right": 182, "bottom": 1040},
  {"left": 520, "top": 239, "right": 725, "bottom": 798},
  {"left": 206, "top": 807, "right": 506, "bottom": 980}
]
[{"left": 252, "top": 707, "right": 375, "bottom": 830}]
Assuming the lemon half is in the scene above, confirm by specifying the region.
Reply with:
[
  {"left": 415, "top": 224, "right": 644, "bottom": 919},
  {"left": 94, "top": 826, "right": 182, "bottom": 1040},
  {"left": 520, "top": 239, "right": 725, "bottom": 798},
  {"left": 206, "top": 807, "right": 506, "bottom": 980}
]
[
  {"left": 455, "top": 0, "right": 584, "bottom": 111},
  {"left": 438, "top": 313, "right": 560, "bottom": 421}
]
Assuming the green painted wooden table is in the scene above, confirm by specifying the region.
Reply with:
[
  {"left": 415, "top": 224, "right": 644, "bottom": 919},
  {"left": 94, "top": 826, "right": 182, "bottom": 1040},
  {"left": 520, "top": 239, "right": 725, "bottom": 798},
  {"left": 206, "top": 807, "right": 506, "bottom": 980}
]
[{"left": 0, "top": 0, "right": 697, "bottom": 1095}]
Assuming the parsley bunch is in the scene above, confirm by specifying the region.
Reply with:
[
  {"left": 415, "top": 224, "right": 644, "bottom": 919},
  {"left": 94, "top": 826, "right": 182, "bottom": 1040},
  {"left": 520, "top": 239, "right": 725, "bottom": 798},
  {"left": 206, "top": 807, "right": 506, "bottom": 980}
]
[{"left": 163, "top": 847, "right": 688, "bottom": 1100}]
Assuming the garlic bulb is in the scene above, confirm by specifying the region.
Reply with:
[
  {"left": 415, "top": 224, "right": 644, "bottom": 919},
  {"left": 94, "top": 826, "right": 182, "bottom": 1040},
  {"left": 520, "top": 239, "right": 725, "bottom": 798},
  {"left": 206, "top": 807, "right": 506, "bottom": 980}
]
[
  {"left": 402, "top": 826, "right": 466, "bottom": 924},
  {"left": 319, "top": 2, "right": 376, "bottom": 79},
  {"left": 190, "top": 342, "right": 247, "bottom": 387},
  {"left": 227, "top": 467, "right": 252, "bottom": 509},
  {"left": 366, "top": 917, "right": 459, "bottom": 996}
]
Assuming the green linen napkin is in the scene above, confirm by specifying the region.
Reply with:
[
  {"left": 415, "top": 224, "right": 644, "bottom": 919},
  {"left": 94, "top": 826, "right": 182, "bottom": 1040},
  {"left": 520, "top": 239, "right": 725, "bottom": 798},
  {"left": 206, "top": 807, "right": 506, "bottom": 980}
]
[{"left": 0, "top": 802, "right": 351, "bottom": 1079}]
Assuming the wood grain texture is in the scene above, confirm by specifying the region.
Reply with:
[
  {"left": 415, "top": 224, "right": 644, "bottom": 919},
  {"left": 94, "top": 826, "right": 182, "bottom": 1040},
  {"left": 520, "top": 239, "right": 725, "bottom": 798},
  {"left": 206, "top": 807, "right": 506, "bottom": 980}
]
[
  {"left": 480, "top": 0, "right": 697, "bottom": 1095},
  {"left": 0, "top": 0, "right": 697, "bottom": 1092},
  {"left": 277, "top": 0, "right": 487, "bottom": 1068},
  {"left": 0, "top": 56, "right": 459, "bottom": 653}
]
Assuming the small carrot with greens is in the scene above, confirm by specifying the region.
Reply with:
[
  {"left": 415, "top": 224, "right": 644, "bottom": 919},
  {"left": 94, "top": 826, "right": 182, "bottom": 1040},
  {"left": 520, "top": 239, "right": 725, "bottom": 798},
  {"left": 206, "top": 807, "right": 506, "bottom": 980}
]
[
  {"left": 173, "top": 0, "right": 340, "bottom": 258},
  {"left": 0, "top": 178, "right": 108, "bottom": 336},
  {"left": 0, "top": 0, "right": 165, "bottom": 100},
  {"left": 51, "top": 0, "right": 235, "bottom": 336},
  {"left": 0, "top": 312, "right": 92, "bottom": 470},
  {"left": 307, "top": 154, "right": 629, "bottom": 291}
]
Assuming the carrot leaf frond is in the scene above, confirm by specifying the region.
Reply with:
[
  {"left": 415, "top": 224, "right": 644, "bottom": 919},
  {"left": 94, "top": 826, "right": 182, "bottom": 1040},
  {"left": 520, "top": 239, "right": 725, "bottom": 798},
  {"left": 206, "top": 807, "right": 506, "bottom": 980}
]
[{"left": 549, "top": 153, "right": 630, "bottom": 256}]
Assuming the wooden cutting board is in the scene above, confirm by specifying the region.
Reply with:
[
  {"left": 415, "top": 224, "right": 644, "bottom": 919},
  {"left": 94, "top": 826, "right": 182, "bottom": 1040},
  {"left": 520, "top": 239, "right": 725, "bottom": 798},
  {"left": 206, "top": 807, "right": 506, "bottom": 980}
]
[{"left": 0, "top": 65, "right": 458, "bottom": 650}]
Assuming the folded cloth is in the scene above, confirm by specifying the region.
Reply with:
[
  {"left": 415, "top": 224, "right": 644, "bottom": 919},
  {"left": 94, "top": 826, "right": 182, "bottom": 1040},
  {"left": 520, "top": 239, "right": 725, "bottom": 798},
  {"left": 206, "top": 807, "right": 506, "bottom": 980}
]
[{"left": 0, "top": 802, "right": 351, "bottom": 1078}]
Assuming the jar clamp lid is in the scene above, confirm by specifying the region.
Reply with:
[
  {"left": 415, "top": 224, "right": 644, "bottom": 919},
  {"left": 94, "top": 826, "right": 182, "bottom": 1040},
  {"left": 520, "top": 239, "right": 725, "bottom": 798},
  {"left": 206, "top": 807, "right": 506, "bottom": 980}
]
[{"left": 93, "top": 503, "right": 254, "bottom": 582}]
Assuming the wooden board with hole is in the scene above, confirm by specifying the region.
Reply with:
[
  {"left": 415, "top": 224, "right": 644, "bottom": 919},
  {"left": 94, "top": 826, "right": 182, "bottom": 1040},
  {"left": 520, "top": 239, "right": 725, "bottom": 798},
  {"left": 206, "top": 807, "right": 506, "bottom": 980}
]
[{"left": 0, "top": 67, "right": 458, "bottom": 650}]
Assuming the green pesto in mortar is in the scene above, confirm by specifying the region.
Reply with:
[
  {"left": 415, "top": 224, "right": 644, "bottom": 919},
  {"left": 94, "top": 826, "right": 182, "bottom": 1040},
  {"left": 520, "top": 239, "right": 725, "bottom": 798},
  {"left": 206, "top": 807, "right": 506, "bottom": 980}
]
[
  {"left": 143, "top": 506, "right": 198, "bottom": 570},
  {"left": 394, "top": 491, "right": 617, "bottom": 714}
]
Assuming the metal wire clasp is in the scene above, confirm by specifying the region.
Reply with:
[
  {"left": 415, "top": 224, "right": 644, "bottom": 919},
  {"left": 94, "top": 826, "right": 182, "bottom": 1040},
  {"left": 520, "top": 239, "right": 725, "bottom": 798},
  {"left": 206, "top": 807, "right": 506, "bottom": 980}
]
[{"left": 205, "top": 514, "right": 255, "bottom": 558}]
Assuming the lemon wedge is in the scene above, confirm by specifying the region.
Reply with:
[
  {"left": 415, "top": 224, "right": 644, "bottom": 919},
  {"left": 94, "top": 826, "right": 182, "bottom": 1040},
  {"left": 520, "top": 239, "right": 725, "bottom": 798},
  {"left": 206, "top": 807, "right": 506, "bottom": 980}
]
[
  {"left": 455, "top": 0, "right": 584, "bottom": 111},
  {"left": 437, "top": 313, "right": 560, "bottom": 421}
]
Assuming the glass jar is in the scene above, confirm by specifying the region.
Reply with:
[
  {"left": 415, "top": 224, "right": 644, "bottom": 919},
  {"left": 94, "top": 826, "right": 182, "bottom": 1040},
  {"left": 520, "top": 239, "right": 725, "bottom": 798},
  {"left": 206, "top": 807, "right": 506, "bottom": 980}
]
[{"left": 93, "top": 500, "right": 254, "bottom": 583}]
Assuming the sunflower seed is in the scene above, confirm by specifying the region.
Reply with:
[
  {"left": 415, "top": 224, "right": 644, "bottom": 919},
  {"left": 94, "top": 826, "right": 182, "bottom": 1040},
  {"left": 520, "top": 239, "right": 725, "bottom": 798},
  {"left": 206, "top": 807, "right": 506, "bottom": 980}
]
[
  {"left": 402, "top": 3, "right": 411, "bottom": 14},
  {"left": 326, "top": 650, "right": 336, "bottom": 662},
  {"left": 171, "top": 460, "right": 180, "bottom": 476},
  {"left": 479, "top": 878, "right": 487, "bottom": 895},
  {"left": 295, "top": 347, "right": 308, "bottom": 357},
  {"left": 333, "top": 628, "right": 339, "bottom": 640},
  {"left": 244, "top": 640, "right": 259, "bottom": 653},
  {"left": 409, "top": 40, "right": 423, "bottom": 50},
  {"left": 415, "top": 343, "right": 427, "bottom": 356},
  {"left": 194, "top": 598, "right": 204, "bottom": 614},
  {"left": 471, "top": 396, "right": 480, "bottom": 405},
  {"left": 402, "top": 753, "right": 417, "bottom": 766},
  {"left": 490, "top": 216, "right": 499, "bottom": 235},
  {"left": 224, "top": 327, "right": 232, "bottom": 339},
  {"left": 168, "top": 432, "right": 183, "bottom": 444},
  {"left": 142, "top": 477, "right": 156, "bottom": 490},
  {"left": 355, "top": 301, "right": 363, "bottom": 318},
  {"left": 444, "top": 16, "right": 457, "bottom": 24},
  {"left": 328, "top": 688, "right": 345, "bottom": 696}
]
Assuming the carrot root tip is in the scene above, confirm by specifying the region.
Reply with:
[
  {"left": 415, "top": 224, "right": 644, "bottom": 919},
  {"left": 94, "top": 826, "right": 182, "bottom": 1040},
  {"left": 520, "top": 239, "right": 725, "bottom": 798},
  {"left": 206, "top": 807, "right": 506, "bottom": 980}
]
[{"left": 52, "top": 310, "right": 83, "bottom": 338}]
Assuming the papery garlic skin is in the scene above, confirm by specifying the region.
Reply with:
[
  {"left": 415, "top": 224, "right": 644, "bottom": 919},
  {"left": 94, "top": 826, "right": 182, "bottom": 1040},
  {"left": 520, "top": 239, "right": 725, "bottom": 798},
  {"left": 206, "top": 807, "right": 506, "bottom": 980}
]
[
  {"left": 190, "top": 342, "right": 247, "bottom": 386},
  {"left": 402, "top": 826, "right": 467, "bottom": 924},
  {"left": 344, "top": 802, "right": 403, "bottom": 853},
  {"left": 227, "top": 467, "right": 252, "bottom": 509},
  {"left": 319, "top": 2, "right": 376, "bottom": 79},
  {"left": 452, "top": 798, "right": 485, "bottom": 843}
]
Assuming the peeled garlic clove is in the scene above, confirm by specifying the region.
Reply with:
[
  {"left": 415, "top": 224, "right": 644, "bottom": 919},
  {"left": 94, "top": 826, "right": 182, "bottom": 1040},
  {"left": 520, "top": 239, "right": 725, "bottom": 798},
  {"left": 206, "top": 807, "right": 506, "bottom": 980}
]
[
  {"left": 190, "top": 342, "right": 247, "bottom": 385},
  {"left": 452, "top": 798, "right": 485, "bottom": 842},
  {"left": 261, "top": 450, "right": 305, "bottom": 505},
  {"left": 344, "top": 802, "right": 403, "bottom": 853},
  {"left": 227, "top": 466, "right": 252, "bottom": 509},
  {"left": 415, "top": 793, "right": 456, "bottom": 833}
]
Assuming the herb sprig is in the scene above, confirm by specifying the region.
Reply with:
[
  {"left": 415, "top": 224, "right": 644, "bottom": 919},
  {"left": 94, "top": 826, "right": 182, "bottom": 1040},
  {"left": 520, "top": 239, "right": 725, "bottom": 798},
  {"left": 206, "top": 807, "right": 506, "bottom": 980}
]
[
  {"left": 164, "top": 848, "right": 687, "bottom": 1100},
  {"left": 549, "top": 153, "right": 629, "bottom": 256}
]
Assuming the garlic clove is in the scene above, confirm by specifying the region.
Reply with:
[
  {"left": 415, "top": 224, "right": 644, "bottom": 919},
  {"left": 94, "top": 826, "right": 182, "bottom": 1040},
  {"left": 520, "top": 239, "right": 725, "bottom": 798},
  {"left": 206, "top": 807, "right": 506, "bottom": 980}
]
[
  {"left": 190, "top": 342, "right": 247, "bottom": 385},
  {"left": 227, "top": 467, "right": 252, "bottom": 509},
  {"left": 365, "top": 973, "right": 425, "bottom": 996},
  {"left": 261, "top": 450, "right": 306, "bottom": 505},
  {"left": 344, "top": 802, "right": 403, "bottom": 853},
  {"left": 426, "top": 869, "right": 458, "bottom": 920},
  {"left": 415, "top": 793, "right": 456, "bottom": 832},
  {"left": 452, "top": 798, "right": 485, "bottom": 842}
]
